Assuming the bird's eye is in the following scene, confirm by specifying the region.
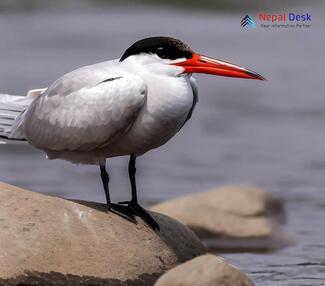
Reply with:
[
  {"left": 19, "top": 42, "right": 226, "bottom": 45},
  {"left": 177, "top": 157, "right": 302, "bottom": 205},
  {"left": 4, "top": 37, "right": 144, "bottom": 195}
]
[{"left": 155, "top": 47, "right": 168, "bottom": 59}]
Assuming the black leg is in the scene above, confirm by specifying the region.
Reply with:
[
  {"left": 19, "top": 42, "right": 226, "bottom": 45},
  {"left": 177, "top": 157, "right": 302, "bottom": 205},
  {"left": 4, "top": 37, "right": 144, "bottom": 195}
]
[
  {"left": 100, "top": 161, "right": 135, "bottom": 220},
  {"left": 128, "top": 154, "right": 138, "bottom": 203},
  {"left": 120, "top": 155, "right": 160, "bottom": 231},
  {"left": 100, "top": 162, "right": 111, "bottom": 208}
]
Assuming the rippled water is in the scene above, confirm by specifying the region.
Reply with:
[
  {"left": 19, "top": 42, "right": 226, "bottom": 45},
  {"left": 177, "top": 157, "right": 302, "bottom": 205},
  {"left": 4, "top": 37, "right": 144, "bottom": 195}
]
[{"left": 0, "top": 4, "right": 324, "bottom": 285}]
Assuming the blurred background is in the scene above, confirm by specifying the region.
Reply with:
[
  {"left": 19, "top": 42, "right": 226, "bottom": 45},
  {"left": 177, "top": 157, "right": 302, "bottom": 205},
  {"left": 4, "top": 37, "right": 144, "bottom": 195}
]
[{"left": 0, "top": 0, "right": 324, "bottom": 285}]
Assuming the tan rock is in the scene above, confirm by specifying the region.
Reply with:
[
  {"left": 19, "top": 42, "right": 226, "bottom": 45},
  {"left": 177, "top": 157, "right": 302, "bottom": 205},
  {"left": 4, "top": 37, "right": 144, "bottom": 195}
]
[
  {"left": 154, "top": 254, "right": 254, "bottom": 286},
  {"left": 152, "top": 185, "right": 284, "bottom": 219},
  {"left": 0, "top": 182, "right": 205, "bottom": 285},
  {"left": 151, "top": 186, "right": 286, "bottom": 250}
]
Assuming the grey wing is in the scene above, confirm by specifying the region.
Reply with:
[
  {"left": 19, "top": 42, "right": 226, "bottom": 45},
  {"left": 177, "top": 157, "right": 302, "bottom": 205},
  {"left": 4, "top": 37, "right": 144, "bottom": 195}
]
[{"left": 24, "top": 70, "right": 146, "bottom": 151}]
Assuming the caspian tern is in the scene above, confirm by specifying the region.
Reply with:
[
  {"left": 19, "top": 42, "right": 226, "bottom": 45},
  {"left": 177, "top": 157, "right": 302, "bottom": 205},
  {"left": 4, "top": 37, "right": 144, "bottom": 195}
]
[{"left": 0, "top": 36, "right": 264, "bottom": 230}]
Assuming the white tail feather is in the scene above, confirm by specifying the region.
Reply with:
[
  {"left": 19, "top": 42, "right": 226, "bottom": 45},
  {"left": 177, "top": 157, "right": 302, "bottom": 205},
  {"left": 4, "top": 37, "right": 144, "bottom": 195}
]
[{"left": 0, "top": 88, "right": 46, "bottom": 139}]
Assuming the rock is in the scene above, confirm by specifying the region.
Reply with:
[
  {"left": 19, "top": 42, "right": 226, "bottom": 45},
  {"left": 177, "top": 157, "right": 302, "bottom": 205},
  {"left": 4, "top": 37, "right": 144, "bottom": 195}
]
[
  {"left": 151, "top": 186, "right": 287, "bottom": 251},
  {"left": 0, "top": 182, "right": 205, "bottom": 286},
  {"left": 154, "top": 254, "right": 254, "bottom": 286}
]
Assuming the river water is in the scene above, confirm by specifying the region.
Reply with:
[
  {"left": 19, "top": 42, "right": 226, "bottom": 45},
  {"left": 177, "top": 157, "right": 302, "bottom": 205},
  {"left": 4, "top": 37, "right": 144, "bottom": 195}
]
[{"left": 0, "top": 4, "right": 324, "bottom": 285}]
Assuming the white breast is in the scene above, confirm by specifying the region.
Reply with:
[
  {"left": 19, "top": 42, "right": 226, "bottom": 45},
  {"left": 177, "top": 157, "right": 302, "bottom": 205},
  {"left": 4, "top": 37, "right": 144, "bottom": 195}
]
[{"left": 105, "top": 73, "right": 194, "bottom": 156}]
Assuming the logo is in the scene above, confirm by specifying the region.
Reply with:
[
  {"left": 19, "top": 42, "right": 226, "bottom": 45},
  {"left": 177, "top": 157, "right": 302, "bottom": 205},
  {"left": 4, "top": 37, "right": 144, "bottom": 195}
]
[
  {"left": 241, "top": 15, "right": 256, "bottom": 28},
  {"left": 240, "top": 12, "right": 312, "bottom": 29}
]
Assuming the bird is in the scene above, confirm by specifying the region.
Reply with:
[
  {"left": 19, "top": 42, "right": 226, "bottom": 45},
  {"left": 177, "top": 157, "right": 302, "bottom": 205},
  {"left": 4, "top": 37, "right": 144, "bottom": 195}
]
[{"left": 0, "top": 36, "right": 265, "bottom": 231}]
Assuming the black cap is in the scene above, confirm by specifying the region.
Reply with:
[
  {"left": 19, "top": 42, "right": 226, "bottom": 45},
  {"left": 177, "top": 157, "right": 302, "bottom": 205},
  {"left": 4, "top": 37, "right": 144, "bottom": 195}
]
[{"left": 120, "top": 37, "right": 193, "bottom": 61}]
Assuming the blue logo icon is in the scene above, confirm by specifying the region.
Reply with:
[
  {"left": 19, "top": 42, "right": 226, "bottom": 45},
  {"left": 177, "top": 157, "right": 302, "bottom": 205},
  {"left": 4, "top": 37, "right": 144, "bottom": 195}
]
[{"left": 241, "top": 15, "right": 256, "bottom": 28}]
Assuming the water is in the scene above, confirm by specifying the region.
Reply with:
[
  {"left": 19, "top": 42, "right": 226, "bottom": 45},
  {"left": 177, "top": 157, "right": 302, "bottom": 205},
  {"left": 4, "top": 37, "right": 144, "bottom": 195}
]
[{"left": 0, "top": 4, "right": 325, "bottom": 285}]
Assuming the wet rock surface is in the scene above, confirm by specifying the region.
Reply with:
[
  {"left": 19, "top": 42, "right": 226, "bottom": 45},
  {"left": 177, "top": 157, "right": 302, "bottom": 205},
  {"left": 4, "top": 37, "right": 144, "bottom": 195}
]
[
  {"left": 154, "top": 254, "right": 254, "bottom": 286},
  {"left": 0, "top": 182, "right": 205, "bottom": 286},
  {"left": 151, "top": 186, "right": 287, "bottom": 252}
]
